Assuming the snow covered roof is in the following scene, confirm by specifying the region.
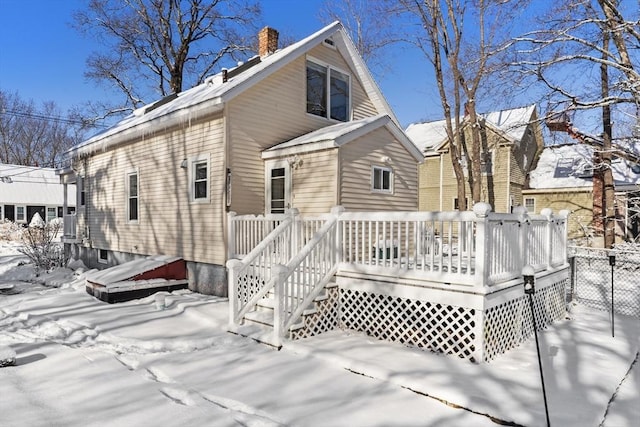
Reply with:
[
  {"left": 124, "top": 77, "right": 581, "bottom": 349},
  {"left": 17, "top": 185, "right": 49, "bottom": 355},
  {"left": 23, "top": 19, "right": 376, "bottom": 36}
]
[
  {"left": 262, "top": 115, "right": 423, "bottom": 161},
  {"left": 0, "top": 163, "right": 76, "bottom": 206},
  {"left": 528, "top": 144, "right": 640, "bottom": 189},
  {"left": 405, "top": 105, "right": 537, "bottom": 154},
  {"left": 68, "top": 21, "right": 397, "bottom": 159}
]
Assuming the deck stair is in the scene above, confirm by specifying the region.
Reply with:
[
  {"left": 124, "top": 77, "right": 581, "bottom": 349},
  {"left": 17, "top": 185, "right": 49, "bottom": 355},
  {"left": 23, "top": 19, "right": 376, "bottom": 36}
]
[
  {"left": 229, "top": 279, "right": 336, "bottom": 348},
  {"left": 85, "top": 255, "right": 188, "bottom": 303}
]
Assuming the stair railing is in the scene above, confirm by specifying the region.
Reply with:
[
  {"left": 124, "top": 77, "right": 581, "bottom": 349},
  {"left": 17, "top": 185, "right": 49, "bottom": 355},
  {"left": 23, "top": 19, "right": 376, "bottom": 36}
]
[
  {"left": 272, "top": 207, "right": 343, "bottom": 345},
  {"left": 227, "top": 210, "right": 299, "bottom": 328}
]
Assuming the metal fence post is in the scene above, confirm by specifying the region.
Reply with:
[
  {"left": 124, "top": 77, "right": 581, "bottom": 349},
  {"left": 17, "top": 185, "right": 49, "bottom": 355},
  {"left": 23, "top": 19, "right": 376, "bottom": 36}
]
[{"left": 609, "top": 254, "right": 615, "bottom": 337}]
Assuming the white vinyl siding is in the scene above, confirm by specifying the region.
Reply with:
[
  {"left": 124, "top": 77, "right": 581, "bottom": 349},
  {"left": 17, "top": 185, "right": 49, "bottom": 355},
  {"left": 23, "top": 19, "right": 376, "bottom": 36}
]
[
  {"left": 228, "top": 48, "right": 378, "bottom": 216},
  {"left": 82, "top": 115, "right": 226, "bottom": 265},
  {"left": 290, "top": 150, "right": 338, "bottom": 216},
  {"left": 339, "top": 127, "right": 417, "bottom": 212}
]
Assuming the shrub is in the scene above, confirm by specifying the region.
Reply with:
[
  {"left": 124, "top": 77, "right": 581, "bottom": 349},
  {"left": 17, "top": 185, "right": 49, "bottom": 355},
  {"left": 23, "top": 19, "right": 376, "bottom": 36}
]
[{"left": 18, "top": 213, "right": 66, "bottom": 272}]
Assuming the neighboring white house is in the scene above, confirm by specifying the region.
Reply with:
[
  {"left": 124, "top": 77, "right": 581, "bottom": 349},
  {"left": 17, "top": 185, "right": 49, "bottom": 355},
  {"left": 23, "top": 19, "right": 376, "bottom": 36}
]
[{"left": 0, "top": 163, "right": 76, "bottom": 224}]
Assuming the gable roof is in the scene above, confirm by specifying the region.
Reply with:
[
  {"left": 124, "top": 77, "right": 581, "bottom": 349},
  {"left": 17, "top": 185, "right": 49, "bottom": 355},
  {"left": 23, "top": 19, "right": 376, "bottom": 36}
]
[
  {"left": 528, "top": 144, "right": 640, "bottom": 189},
  {"left": 0, "top": 163, "right": 76, "bottom": 206},
  {"left": 262, "top": 115, "right": 423, "bottom": 161},
  {"left": 68, "top": 21, "right": 397, "bottom": 159},
  {"left": 405, "top": 104, "right": 537, "bottom": 154}
]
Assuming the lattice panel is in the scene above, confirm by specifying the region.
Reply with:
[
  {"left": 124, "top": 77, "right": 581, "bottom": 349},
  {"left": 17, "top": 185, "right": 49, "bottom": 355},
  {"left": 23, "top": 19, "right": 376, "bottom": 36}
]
[
  {"left": 483, "top": 298, "right": 525, "bottom": 362},
  {"left": 340, "top": 289, "right": 477, "bottom": 362},
  {"left": 289, "top": 287, "right": 340, "bottom": 340},
  {"left": 484, "top": 278, "right": 567, "bottom": 362},
  {"left": 236, "top": 273, "right": 266, "bottom": 305}
]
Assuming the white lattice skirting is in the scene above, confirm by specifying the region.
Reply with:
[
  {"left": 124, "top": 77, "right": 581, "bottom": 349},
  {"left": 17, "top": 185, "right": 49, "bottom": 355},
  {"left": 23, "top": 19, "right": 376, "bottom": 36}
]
[{"left": 288, "top": 270, "right": 568, "bottom": 363}]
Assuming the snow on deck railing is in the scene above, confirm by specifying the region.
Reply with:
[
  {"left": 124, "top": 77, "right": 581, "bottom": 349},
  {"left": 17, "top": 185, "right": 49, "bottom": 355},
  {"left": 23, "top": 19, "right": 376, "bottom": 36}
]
[
  {"left": 227, "top": 211, "right": 327, "bottom": 259},
  {"left": 336, "top": 203, "right": 569, "bottom": 287}
]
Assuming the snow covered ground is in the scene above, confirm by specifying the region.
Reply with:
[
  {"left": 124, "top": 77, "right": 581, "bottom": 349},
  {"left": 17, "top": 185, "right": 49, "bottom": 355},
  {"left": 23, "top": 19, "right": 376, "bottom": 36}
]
[{"left": 1, "top": 242, "right": 638, "bottom": 427}]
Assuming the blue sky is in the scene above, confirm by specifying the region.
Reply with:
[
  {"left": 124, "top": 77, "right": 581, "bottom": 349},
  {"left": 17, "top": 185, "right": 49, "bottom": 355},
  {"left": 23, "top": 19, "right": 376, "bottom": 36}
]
[{"left": 0, "top": 0, "right": 443, "bottom": 128}]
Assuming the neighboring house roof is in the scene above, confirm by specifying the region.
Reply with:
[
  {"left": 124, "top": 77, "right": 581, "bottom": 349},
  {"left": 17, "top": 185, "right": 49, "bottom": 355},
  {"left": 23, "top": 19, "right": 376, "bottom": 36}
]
[
  {"left": 405, "top": 104, "right": 537, "bottom": 154},
  {"left": 528, "top": 144, "right": 640, "bottom": 189},
  {"left": 0, "top": 163, "right": 76, "bottom": 206},
  {"left": 262, "top": 114, "right": 423, "bottom": 161},
  {"left": 69, "top": 21, "right": 397, "bottom": 158}
]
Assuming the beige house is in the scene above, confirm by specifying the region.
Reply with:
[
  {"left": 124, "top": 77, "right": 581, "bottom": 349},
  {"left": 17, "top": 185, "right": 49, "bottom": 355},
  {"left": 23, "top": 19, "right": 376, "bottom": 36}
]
[
  {"left": 525, "top": 143, "right": 640, "bottom": 243},
  {"left": 60, "top": 22, "right": 422, "bottom": 296},
  {"left": 405, "top": 105, "right": 543, "bottom": 213}
]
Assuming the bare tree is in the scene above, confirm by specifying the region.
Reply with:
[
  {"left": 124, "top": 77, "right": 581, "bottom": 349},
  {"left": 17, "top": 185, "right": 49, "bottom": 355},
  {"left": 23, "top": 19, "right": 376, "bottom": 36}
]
[
  {"left": 0, "top": 90, "right": 85, "bottom": 168},
  {"left": 319, "top": 0, "right": 400, "bottom": 77},
  {"left": 386, "top": 0, "right": 523, "bottom": 209},
  {"left": 73, "top": 0, "right": 261, "bottom": 118},
  {"left": 513, "top": 0, "right": 639, "bottom": 247}
]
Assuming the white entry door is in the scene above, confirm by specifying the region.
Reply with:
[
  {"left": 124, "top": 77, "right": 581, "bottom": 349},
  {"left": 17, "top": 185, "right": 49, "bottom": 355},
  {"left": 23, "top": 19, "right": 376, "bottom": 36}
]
[{"left": 266, "top": 160, "right": 291, "bottom": 214}]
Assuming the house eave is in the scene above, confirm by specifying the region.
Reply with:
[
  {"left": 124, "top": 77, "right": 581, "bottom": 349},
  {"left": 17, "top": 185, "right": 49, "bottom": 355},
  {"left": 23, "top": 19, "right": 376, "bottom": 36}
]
[{"left": 67, "top": 100, "right": 224, "bottom": 159}]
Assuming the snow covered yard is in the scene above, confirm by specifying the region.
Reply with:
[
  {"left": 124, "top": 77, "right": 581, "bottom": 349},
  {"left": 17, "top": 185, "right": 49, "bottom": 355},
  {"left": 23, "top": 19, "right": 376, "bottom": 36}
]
[{"left": 1, "top": 242, "right": 638, "bottom": 426}]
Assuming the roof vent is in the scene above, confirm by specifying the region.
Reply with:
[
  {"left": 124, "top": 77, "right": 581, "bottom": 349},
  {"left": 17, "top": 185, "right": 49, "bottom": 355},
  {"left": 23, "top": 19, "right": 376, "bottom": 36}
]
[{"left": 144, "top": 93, "right": 178, "bottom": 114}]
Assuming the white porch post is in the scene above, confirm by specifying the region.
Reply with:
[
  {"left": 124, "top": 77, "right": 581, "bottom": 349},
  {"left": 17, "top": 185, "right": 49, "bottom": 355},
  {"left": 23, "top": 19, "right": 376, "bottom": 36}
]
[
  {"left": 226, "top": 258, "right": 242, "bottom": 328},
  {"left": 513, "top": 206, "right": 529, "bottom": 269},
  {"left": 540, "top": 208, "right": 554, "bottom": 269},
  {"left": 473, "top": 203, "right": 492, "bottom": 287},
  {"left": 331, "top": 206, "right": 345, "bottom": 263},
  {"left": 272, "top": 264, "right": 288, "bottom": 347},
  {"left": 473, "top": 307, "right": 485, "bottom": 363}
]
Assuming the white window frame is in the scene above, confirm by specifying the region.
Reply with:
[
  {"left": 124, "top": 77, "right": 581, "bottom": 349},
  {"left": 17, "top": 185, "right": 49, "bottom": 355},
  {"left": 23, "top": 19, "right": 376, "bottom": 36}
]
[
  {"left": 97, "top": 249, "right": 108, "bottom": 265},
  {"left": 525, "top": 197, "right": 536, "bottom": 214},
  {"left": 371, "top": 165, "right": 393, "bottom": 194},
  {"left": 126, "top": 169, "right": 139, "bottom": 223},
  {"left": 188, "top": 154, "right": 210, "bottom": 203},
  {"left": 78, "top": 176, "right": 86, "bottom": 208},
  {"left": 15, "top": 205, "right": 26, "bottom": 223},
  {"left": 264, "top": 159, "right": 292, "bottom": 214},
  {"left": 46, "top": 207, "right": 57, "bottom": 223},
  {"left": 306, "top": 56, "right": 352, "bottom": 122},
  {"left": 0, "top": 205, "right": 3, "bottom": 220}
]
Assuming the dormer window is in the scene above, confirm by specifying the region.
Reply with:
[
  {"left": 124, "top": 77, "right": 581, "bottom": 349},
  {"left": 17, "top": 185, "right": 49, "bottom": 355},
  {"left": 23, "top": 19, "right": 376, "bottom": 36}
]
[{"left": 306, "top": 59, "right": 350, "bottom": 122}]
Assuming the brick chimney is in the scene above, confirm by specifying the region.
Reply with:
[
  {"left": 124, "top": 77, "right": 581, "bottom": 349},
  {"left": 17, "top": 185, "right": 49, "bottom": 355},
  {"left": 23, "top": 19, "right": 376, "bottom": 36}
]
[{"left": 259, "top": 26, "right": 279, "bottom": 57}]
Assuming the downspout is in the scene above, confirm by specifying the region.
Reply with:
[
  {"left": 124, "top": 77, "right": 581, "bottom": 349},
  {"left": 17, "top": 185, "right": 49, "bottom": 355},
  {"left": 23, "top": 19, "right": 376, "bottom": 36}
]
[
  {"left": 223, "top": 106, "right": 230, "bottom": 260},
  {"left": 506, "top": 147, "right": 511, "bottom": 212},
  {"left": 439, "top": 154, "right": 444, "bottom": 211}
]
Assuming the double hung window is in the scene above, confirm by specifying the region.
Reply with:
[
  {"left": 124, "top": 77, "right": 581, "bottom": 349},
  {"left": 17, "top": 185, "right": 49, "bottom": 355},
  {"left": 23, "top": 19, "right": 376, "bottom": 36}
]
[{"left": 127, "top": 171, "right": 139, "bottom": 222}]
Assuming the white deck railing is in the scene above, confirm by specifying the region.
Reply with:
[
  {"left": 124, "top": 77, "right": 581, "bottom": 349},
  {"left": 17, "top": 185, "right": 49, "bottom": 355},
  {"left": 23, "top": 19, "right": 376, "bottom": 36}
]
[{"left": 228, "top": 204, "right": 569, "bottom": 341}]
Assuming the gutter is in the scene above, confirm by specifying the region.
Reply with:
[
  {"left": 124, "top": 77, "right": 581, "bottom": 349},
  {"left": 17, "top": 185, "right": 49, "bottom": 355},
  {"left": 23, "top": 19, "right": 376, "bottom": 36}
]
[{"left": 66, "top": 99, "right": 225, "bottom": 159}]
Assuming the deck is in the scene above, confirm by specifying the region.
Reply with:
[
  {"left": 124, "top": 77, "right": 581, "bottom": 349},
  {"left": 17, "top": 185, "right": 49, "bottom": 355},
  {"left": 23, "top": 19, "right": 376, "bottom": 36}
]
[{"left": 227, "top": 204, "right": 570, "bottom": 363}]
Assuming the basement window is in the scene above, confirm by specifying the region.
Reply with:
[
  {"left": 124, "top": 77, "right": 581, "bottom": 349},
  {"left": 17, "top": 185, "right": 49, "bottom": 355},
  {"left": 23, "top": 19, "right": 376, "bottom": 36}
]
[{"left": 98, "top": 249, "right": 108, "bottom": 264}]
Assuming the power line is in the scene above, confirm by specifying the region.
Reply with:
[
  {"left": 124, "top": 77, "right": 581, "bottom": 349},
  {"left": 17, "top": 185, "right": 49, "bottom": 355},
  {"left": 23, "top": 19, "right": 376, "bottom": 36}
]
[{"left": 1, "top": 109, "right": 106, "bottom": 128}]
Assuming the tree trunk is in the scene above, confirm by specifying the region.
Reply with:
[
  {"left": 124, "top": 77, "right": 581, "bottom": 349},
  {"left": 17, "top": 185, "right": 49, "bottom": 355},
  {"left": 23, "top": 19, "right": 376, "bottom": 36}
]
[{"left": 601, "top": 30, "right": 616, "bottom": 248}]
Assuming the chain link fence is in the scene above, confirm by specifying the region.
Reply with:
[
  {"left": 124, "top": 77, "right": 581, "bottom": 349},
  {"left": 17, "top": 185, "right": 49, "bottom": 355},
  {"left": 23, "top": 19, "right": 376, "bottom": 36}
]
[{"left": 568, "top": 247, "right": 640, "bottom": 318}]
